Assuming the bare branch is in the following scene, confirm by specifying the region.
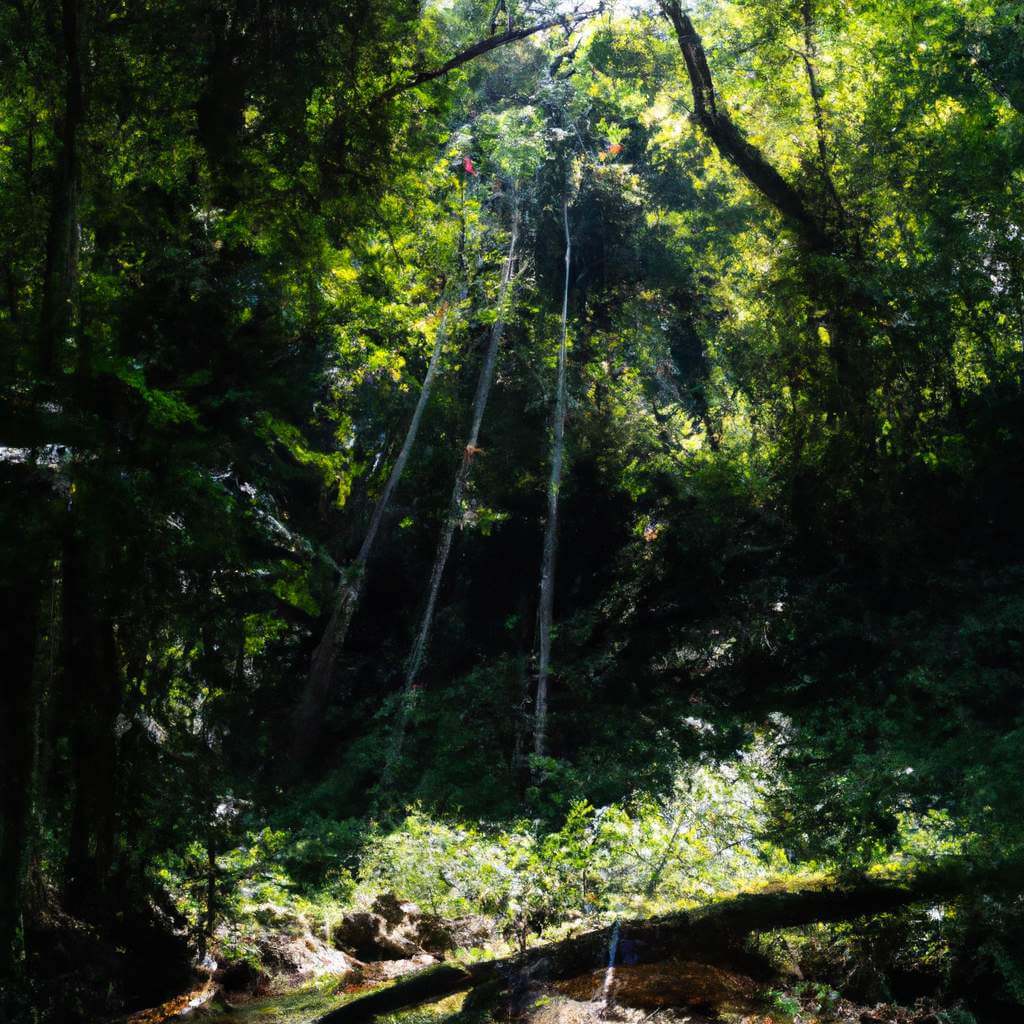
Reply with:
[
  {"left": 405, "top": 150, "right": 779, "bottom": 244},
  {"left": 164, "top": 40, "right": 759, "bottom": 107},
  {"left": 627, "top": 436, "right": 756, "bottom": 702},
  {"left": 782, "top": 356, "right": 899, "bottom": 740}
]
[{"left": 376, "top": 9, "right": 602, "bottom": 104}]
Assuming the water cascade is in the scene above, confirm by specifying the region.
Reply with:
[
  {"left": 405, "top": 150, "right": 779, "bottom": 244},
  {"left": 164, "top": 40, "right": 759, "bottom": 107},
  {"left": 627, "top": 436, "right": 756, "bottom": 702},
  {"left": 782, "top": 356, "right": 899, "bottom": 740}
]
[{"left": 598, "top": 917, "right": 621, "bottom": 1016}]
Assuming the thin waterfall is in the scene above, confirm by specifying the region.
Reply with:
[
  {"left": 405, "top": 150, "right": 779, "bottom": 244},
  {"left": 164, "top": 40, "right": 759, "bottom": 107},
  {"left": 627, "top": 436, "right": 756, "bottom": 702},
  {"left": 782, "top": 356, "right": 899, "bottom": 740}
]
[
  {"left": 533, "top": 194, "right": 572, "bottom": 758},
  {"left": 599, "top": 916, "right": 621, "bottom": 1014}
]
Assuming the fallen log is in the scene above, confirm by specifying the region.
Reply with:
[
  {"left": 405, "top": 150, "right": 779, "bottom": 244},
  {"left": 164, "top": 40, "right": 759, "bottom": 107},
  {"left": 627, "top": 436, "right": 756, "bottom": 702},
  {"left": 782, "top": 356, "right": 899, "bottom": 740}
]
[{"left": 318, "top": 857, "right": 1023, "bottom": 1024}]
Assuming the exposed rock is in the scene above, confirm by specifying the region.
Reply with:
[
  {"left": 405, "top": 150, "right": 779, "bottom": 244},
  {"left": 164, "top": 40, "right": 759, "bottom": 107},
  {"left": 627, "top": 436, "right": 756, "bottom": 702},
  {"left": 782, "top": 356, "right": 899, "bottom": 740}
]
[
  {"left": 372, "top": 893, "right": 421, "bottom": 927},
  {"left": 415, "top": 913, "right": 497, "bottom": 953},
  {"left": 333, "top": 908, "right": 421, "bottom": 961},
  {"left": 362, "top": 952, "right": 439, "bottom": 984},
  {"left": 334, "top": 911, "right": 390, "bottom": 960},
  {"left": 214, "top": 905, "right": 361, "bottom": 998},
  {"left": 333, "top": 894, "right": 494, "bottom": 962},
  {"left": 255, "top": 929, "right": 359, "bottom": 984}
]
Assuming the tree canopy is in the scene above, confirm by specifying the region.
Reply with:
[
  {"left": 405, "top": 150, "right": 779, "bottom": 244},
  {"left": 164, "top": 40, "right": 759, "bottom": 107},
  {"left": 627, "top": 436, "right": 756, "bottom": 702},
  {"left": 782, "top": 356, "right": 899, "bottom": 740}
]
[{"left": 2, "top": 0, "right": 1024, "bottom": 1021}]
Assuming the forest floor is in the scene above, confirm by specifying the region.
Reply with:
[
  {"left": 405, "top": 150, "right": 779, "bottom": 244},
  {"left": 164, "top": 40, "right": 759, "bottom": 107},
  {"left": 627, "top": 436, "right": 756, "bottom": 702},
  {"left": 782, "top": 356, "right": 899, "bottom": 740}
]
[{"left": 119, "top": 895, "right": 949, "bottom": 1024}]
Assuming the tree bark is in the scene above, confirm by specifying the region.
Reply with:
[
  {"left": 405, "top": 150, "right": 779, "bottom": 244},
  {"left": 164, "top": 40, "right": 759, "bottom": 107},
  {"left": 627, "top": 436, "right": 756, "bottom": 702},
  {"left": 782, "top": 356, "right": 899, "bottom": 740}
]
[
  {"left": 62, "top": 513, "right": 120, "bottom": 916},
  {"left": 0, "top": 527, "right": 43, "bottom": 970},
  {"left": 658, "top": 1, "right": 878, "bottom": 415},
  {"left": 658, "top": 1, "right": 833, "bottom": 255},
  {"left": 376, "top": 10, "right": 600, "bottom": 103},
  {"left": 533, "top": 197, "right": 571, "bottom": 760},
  {"left": 379, "top": 209, "right": 521, "bottom": 795},
  {"left": 317, "top": 858, "right": 1024, "bottom": 1024},
  {"left": 291, "top": 294, "right": 462, "bottom": 766},
  {"left": 39, "top": 0, "right": 85, "bottom": 376}
]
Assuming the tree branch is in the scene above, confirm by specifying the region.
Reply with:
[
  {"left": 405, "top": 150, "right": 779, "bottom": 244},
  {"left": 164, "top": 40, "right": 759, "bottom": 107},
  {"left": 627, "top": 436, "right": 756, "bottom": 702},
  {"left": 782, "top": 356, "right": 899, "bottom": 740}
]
[
  {"left": 376, "top": 9, "right": 602, "bottom": 104},
  {"left": 657, "top": 1, "right": 834, "bottom": 253}
]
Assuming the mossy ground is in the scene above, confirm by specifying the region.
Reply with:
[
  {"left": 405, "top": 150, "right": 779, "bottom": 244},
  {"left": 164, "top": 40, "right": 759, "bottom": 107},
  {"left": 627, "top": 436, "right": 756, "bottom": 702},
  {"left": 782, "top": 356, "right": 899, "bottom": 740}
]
[{"left": 197, "top": 983, "right": 468, "bottom": 1024}]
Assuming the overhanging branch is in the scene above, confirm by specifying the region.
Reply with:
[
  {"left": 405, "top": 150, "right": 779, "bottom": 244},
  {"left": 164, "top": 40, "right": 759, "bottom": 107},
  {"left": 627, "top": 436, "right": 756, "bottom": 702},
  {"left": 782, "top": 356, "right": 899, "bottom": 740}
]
[
  {"left": 376, "top": 8, "right": 602, "bottom": 104},
  {"left": 658, "top": 0, "right": 834, "bottom": 253}
]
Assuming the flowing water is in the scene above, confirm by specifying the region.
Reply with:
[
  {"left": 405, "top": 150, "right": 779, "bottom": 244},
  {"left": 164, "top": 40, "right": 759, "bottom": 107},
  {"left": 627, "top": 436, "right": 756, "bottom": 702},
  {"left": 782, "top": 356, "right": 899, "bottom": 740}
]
[{"left": 598, "top": 917, "right": 621, "bottom": 1015}]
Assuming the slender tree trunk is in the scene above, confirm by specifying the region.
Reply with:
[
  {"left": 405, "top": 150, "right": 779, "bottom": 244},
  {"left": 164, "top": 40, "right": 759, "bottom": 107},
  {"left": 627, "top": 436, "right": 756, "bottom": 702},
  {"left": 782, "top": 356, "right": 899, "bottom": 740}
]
[
  {"left": 510, "top": 590, "right": 537, "bottom": 796},
  {"left": 291, "top": 295, "right": 460, "bottom": 765},
  {"left": 39, "top": 0, "right": 85, "bottom": 376},
  {"left": 533, "top": 197, "right": 571, "bottom": 760},
  {"left": 380, "top": 209, "right": 521, "bottom": 791},
  {"left": 199, "top": 834, "right": 217, "bottom": 960}
]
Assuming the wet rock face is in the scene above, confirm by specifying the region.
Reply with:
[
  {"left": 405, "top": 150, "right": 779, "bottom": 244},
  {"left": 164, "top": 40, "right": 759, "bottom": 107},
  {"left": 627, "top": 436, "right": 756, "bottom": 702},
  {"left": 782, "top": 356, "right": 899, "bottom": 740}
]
[{"left": 553, "top": 959, "right": 762, "bottom": 1016}]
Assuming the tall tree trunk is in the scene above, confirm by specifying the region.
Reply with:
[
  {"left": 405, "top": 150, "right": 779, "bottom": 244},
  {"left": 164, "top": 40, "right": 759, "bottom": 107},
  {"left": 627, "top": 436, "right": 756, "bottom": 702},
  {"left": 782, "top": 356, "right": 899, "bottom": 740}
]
[
  {"left": 291, "top": 295, "right": 460, "bottom": 766},
  {"left": 380, "top": 209, "right": 521, "bottom": 793},
  {"left": 657, "top": 0, "right": 833, "bottom": 254},
  {"left": 39, "top": 0, "right": 85, "bottom": 376},
  {"left": 659, "top": 0, "right": 875, "bottom": 420},
  {"left": 799, "top": 0, "right": 846, "bottom": 227},
  {"left": 510, "top": 589, "right": 537, "bottom": 795},
  {"left": 0, "top": 530, "right": 43, "bottom": 972},
  {"left": 62, "top": 513, "right": 120, "bottom": 917},
  {"left": 533, "top": 197, "right": 571, "bottom": 760},
  {"left": 199, "top": 833, "right": 217, "bottom": 961}
]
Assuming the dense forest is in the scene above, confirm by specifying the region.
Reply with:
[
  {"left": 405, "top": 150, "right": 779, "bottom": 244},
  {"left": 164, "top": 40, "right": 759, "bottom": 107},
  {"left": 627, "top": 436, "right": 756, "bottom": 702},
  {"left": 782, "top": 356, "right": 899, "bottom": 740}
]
[{"left": 3, "top": 0, "right": 1024, "bottom": 1022}]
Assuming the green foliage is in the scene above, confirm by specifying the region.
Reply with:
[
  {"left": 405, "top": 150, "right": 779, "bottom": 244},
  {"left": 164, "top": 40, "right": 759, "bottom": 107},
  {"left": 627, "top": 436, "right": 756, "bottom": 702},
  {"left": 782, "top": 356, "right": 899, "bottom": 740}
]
[
  {"left": 6, "top": 1, "right": 1024, "bottom": 1020},
  {"left": 354, "top": 748, "right": 787, "bottom": 945}
]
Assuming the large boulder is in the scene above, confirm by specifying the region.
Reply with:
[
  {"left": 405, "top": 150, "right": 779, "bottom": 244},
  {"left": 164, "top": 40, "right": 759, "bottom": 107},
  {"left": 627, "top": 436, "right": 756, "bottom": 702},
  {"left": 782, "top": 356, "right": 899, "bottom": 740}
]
[
  {"left": 414, "top": 913, "right": 497, "bottom": 954},
  {"left": 372, "top": 893, "right": 421, "bottom": 927},
  {"left": 215, "top": 903, "right": 361, "bottom": 997},
  {"left": 333, "top": 908, "right": 420, "bottom": 960},
  {"left": 332, "top": 894, "right": 498, "bottom": 962}
]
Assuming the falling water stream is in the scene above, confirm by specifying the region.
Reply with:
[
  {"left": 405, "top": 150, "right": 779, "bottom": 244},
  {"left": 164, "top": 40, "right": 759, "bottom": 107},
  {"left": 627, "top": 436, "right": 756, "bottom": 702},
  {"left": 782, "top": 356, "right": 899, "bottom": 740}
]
[{"left": 598, "top": 917, "right": 621, "bottom": 1015}]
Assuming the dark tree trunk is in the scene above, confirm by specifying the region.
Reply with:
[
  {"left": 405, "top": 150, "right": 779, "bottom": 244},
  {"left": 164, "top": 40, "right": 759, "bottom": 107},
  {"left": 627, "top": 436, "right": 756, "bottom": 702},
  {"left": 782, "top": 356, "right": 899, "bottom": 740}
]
[
  {"left": 39, "top": 0, "right": 85, "bottom": 376},
  {"left": 0, "top": 546, "right": 43, "bottom": 970},
  {"left": 62, "top": 516, "right": 120, "bottom": 916},
  {"left": 533, "top": 196, "right": 571, "bottom": 760},
  {"left": 658, "top": 0, "right": 877, "bottom": 421},
  {"left": 293, "top": 292, "right": 460, "bottom": 767},
  {"left": 378, "top": 209, "right": 521, "bottom": 796},
  {"left": 658, "top": 1, "right": 834, "bottom": 254}
]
